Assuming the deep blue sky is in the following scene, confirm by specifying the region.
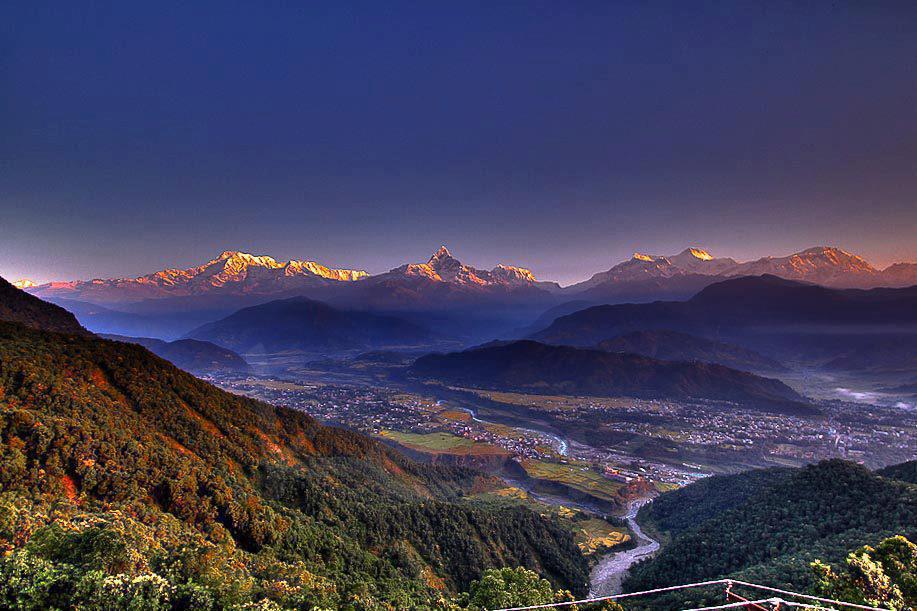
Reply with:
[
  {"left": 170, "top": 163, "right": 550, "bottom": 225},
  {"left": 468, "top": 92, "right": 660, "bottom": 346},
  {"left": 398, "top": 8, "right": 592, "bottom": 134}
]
[{"left": 2, "top": 1, "right": 916, "bottom": 285}]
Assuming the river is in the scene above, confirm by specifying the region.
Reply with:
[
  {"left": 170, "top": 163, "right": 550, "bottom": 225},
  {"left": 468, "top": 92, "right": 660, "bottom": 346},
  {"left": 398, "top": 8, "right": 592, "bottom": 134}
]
[{"left": 588, "top": 498, "right": 660, "bottom": 596}]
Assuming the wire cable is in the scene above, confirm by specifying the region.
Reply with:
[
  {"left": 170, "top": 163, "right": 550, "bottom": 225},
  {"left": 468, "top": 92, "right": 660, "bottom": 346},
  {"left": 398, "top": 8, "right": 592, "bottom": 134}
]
[{"left": 491, "top": 578, "right": 888, "bottom": 611}]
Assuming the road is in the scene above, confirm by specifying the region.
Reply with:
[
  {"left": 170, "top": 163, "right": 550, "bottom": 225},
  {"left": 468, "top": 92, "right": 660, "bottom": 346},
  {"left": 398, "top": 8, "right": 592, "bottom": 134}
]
[{"left": 588, "top": 498, "right": 660, "bottom": 597}]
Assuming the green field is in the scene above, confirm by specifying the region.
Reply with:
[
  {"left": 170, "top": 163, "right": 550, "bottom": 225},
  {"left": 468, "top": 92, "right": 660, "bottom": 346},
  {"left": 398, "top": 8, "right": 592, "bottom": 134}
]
[
  {"left": 521, "top": 459, "right": 624, "bottom": 502},
  {"left": 378, "top": 430, "right": 476, "bottom": 451},
  {"left": 378, "top": 430, "right": 509, "bottom": 457}
]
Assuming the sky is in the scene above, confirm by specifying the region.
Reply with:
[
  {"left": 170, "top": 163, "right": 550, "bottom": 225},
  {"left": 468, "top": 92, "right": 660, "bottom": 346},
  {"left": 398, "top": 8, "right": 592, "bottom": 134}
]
[{"left": 2, "top": 1, "right": 916, "bottom": 286}]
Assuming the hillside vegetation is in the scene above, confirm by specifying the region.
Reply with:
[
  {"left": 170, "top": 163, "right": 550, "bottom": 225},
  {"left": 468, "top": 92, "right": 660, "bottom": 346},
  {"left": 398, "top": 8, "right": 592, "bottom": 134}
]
[
  {"left": 0, "top": 320, "right": 588, "bottom": 608},
  {"left": 624, "top": 460, "right": 917, "bottom": 609}
]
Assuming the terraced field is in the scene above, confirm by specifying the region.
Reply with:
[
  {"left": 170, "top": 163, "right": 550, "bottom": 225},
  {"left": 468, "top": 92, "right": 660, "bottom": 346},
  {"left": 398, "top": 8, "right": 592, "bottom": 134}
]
[
  {"left": 575, "top": 518, "right": 631, "bottom": 556},
  {"left": 469, "top": 487, "right": 634, "bottom": 558},
  {"left": 521, "top": 459, "right": 625, "bottom": 503}
]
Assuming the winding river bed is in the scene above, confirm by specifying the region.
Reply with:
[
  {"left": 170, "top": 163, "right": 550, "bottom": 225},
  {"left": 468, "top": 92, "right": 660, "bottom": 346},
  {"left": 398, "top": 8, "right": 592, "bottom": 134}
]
[
  {"left": 589, "top": 499, "right": 660, "bottom": 597},
  {"left": 443, "top": 396, "right": 659, "bottom": 594}
]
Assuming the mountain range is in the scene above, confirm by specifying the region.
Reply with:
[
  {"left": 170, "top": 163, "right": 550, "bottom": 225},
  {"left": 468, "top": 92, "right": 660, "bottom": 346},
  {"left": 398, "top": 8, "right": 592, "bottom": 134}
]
[
  {"left": 17, "top": 245, "right": 917, "bottom": 350},
  {"left": 573, "top": 246, "right": 912, "bottom": 291},
  {"left": 27, "top": 250, "right": 369, "bottom": 304},
  {"left": 26, "top": 245, "right": 917, "bottom": 308},
  {"left": 531, "top": 275, "right": 917, "bottom": 373}
]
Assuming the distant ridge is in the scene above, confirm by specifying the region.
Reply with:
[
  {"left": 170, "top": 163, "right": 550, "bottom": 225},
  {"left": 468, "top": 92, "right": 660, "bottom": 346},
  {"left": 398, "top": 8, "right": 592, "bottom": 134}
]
[
  {"left": 409, "top": 339, "right": 816, "bottom": 415},
  {"left": 597, "top": 330, "right": 787, "bottom": 372},
  {"left": 185, "top": 296, "right": 441, "bottom": 353},
  {"left": 532, "top": 275, "right": 917, "bottom": 348},
  {"left": 101, "top": 334, "right": 252, "bottom": 374}
]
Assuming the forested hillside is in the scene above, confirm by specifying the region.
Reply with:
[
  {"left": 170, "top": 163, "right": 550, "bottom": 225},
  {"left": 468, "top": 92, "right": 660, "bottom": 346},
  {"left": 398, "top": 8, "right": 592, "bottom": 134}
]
[
  {"left": 624, "top": 460, "right": 917, "bottom": 609},
  {"left": 0, "top": 320, "right": 588, "bottom": 609},
  {"left": 877, "top": 459, "right": 917, "bottom": 484}
]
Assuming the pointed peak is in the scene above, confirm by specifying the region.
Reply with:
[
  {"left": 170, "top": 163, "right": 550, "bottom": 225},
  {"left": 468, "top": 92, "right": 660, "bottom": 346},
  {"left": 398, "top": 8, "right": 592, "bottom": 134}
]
[
  {"left": 218, "top": 250, "right": 245, "bottom": 259},
  {"left": 428, "top": 245, "right": 457, "bottom": 263}
]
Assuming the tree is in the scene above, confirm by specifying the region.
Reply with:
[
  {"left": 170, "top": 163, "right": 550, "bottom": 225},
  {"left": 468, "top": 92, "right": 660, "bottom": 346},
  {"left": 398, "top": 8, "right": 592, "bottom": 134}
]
[
  {"left": 812, "top": 535, "right": 916, "bottom": 610},
  {"left": 463, "top": 567, "right": 554, "bottom": 609},
  {"left": 462, "top": 566, "right": 623, "bottom": 611}
]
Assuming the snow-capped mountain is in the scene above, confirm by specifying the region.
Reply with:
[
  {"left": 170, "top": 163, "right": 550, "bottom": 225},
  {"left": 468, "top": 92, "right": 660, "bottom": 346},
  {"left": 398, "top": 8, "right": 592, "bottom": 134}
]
[
  {"left": 28, "top": 250, "right": 368, "bottom": 304},
  {"left": 375, "top": 246, "right": 552, "bottom": 289},
  {"left": 572, "top": 246, "right": 916, "bottom": 295},
  {"left": 25, "top": 247, "right": 557, "bottom": 312},
  {"left": 570, "top": 247, "right": 739, "bottom": 292},
  {"left": 23, "top": 245, "right": 917, "bottom": 310},
  {"left": 727, "top": 246, "right": 878, "bottom": 286}
]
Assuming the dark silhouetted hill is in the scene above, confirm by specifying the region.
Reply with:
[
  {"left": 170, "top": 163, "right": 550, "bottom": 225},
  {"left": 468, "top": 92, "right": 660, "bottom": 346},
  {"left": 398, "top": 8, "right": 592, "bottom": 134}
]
[
  {"left": 0, "top": 276, "right": 86, "bottom": 334},
  {"left": 597, "top": 330, "right": 786, "bottom": 372},
  {"left": 410, "top": 340, "right": 815, "bottom": 415},
  {"left": 185, "top": 296, "right": 440, "bottom": 353},
  {"left": 102, "top": 333, "right": 252, "bottom": 374}
]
